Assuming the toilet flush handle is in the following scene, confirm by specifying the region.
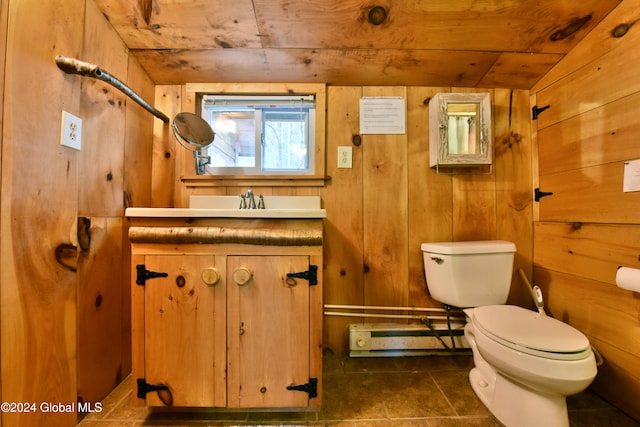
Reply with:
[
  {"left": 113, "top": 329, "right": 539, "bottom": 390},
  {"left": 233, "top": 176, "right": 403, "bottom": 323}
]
[{"left": 430, "top": 257, "right": 444, "bottom": 264}]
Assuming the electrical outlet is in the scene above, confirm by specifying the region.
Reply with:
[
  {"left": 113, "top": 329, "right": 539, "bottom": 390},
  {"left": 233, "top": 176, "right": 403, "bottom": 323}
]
[
  {"left": 338, "top": 146, "right": 352, "bottom": 168},
  {"left": 60, "top": 110, "right": 82, "bottom": 150}
]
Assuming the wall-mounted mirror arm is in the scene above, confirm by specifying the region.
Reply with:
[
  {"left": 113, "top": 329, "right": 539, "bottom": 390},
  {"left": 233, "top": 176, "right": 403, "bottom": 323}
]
[{"left": 55, "top": 56, "right": 170, "bottom": 123}]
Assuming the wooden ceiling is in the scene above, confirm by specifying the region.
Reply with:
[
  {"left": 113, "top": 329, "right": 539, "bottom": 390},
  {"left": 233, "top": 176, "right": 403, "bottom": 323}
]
[{"left": 93, "top": 0, "right": 622, "bottom": 89}]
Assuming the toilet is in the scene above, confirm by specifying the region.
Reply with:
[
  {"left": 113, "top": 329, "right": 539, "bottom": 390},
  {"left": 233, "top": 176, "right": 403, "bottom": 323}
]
[{"left": 421, "top": 240, "right": 597, "bottom": 427}]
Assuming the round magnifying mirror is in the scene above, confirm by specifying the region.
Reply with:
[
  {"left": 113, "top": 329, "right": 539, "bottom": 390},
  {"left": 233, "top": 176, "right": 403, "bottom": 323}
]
[{"left": 172, "top": 112, "right": 215, "bottom": 151}]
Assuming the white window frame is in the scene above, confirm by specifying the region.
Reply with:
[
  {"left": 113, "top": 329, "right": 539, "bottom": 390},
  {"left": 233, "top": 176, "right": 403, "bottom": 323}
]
[{"left": 200, "top": 94, "right": 316, "bottom": 176}]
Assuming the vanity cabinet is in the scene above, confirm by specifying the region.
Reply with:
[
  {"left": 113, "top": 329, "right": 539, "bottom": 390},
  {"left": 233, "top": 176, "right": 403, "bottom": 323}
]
[
  {"left": 138, "top": 254, "right": 226, "bottom": 407},
  {"left": 129, "top": 217, "right": 323, "bottom": 410},
  {"left": 227, "top": 255, "right": 313, "bottom": 408}
]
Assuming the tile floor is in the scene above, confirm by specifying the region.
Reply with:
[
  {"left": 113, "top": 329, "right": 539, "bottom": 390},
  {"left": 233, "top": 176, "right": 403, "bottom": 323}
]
[{"left": 78, "top": 352, "right": 640, "bottom": 427}]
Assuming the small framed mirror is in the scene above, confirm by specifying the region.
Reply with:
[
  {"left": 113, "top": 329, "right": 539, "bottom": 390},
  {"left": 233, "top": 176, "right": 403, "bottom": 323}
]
[{"left": 429, "top": 92, "right": 492, "bottom": 169}]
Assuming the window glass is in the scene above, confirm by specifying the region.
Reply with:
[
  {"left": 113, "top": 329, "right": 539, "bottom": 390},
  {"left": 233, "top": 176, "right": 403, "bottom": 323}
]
[
  {"left": 263, "top": 109, "right": 308, "bottom": 171},
  {"left": 201, "top": 95, "right": 315, "bottom": 175}
]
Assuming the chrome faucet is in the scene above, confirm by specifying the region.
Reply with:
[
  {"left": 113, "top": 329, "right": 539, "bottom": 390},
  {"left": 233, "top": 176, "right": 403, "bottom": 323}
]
[
  {"left": 245, "top": 189, "right": 256, "bottom": 209},
  {"left": 240, "top": 189, "right": 265, "bottom": 209}
]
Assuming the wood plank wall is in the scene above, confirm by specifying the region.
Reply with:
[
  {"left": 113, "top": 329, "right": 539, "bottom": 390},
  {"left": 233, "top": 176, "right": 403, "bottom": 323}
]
[
  {"left": 0, "top": 0, "right": 154, "bottom": 425},
  {"left": 530, "top": 1, "right": 640, "bottom": 421},
  {"left": 159, "top": 85, "right": 534, "bottom": 354}
]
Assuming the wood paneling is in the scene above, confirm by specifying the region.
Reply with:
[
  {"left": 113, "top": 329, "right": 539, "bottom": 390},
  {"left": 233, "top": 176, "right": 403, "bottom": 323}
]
[
  {"left": 532, "top": 268, "right": 640, "bottom": 381},
  {"left": 134, "top": 48, "right": 502, "bottom": 88},
  {"left": 77, "top": 0, "right": 156, "bottom": 409},
  {"left": 94, "top": 0, "right": 261, "bottom": 50},
  {"left": 122, "top": 56, "right": 156, "bottom": 379},
  {"left": 252, "top": 0, "right": 611, "bottom": 53},
  {"left": 538, "top": 92, "right": 640, "bottom": 176},
  {"left": 535, "top": 19, "right": 640, "bottom": 129},
  {"left": 77, "top": 217, "right": 124, "bottom": 404},
  {"left": 77, "top": 1, "right": 127, "bottom": 401},
  {"left": 95, "top": 0, "right": 621, "bottom": 89},
  {"left": 0, "top": 0, "right": 85, "bottom": 425},
  {"left": 534, "top": 222, "right": 640, "bottom": 290},
  {"left": 0, "top": 0, "right": 6, "bottom": 413},
  {"left": 124, "top": 56, "right": 155, "bottom": 210},
  {"left": 539, "top": 162, "right": 640, "bottom": 223},
  {"left": 494, "top": 89, "right": 535, "bottom": 305},
  {"left": 152, "top": 85, "right": 181, "bottom": 207},
  {"left": 0, "top": 0, "right": 155, "bottom": 424},
  {"left": 533, "top": 2, "right": 640, "bottom": 92},
  {"left": 362, "top": 87, "right": 409, "bottom": 311},
  {"left": 406, "top": 87, "right": 452, "bottom": 308},
  {"left": 532, "top": 0, "right": 640, "bottom": 419},
  {"left": 78, "top": 0, "right": 128, "bottom": 218},
  {"left": 320, "top": 86, "right": 365, "bottom": 349},
  {"left": 160, "top": 85, "right": 535, "bottom": 352},
  {"left": 589, "top": 335, "right": 640, "bottom": 424},
  {"left": 477, "top": 52, "right": 562, "bottom": 89}
]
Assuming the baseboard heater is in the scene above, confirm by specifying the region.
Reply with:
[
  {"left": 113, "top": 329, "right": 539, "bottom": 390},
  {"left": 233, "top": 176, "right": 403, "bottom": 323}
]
[{"left": 349, "top": 323, "right": 469, "bottom": 357}]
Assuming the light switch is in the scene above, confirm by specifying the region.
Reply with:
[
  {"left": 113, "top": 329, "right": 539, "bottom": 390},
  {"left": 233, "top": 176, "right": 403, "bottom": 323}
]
[
  {"left": 338, "top": 146, "right": 352, "bottom": 169},
  {"left": 623, "top": 159, "right": 640, "bottom": 192}
]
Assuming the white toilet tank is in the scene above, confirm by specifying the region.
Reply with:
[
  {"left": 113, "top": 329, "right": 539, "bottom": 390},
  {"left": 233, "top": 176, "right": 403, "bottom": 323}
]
[{"left": 421, "top": 240, "right": 516, "bottom": 308}]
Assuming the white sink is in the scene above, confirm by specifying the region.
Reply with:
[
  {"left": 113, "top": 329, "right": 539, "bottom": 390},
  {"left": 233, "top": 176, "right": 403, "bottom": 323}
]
[
  {"left": 125, "top": 195, "right": 327, "bottom": 219},
  {"left": 190, "top": 195, "right": 321, "bottom": 210}
]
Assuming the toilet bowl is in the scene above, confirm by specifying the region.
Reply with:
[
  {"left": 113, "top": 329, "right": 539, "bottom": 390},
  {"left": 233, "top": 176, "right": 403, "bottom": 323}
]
[
  {"left": 465, "top": 305, "right": 597, "bottom": 427},
  {"left": 421, "top": 241, "right": 598, "bottom": 427}
]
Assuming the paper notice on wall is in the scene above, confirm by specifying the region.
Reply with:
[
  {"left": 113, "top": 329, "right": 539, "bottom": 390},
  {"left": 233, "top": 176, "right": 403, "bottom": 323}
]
[
  {"left": 623, "top": 159, "right": 640, "bottom": 192},
  {"left": 359, "top": 97, "right": 406, "bottom": 134}
]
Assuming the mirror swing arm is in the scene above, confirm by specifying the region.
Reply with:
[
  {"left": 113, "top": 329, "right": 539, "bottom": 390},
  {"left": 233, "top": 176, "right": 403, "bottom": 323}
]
[
  {"left": 55, "top": 56, "right": 170, "bottom": 123},
  {"left": 429, "top": 92, "right": 492, "bottom": 174},
  {"left": 55, "top": 57, "right": 219, "bottom": 176}
]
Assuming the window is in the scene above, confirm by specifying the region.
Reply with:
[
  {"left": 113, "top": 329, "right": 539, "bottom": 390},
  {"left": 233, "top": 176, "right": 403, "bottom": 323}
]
[{"left": 201, "top": 95, "right": 316, "bottom": 175}]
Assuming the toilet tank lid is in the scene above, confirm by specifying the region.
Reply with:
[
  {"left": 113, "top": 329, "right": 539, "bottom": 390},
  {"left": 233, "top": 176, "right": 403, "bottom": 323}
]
[{"left": 421, "top": 240, "right": 516, "bottom": 255}]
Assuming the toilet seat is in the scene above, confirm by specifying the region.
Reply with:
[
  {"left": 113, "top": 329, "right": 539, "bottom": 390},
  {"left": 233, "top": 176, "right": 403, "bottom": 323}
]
[{"left": 471, "top": 305, "right": 592, "bottom": 361}]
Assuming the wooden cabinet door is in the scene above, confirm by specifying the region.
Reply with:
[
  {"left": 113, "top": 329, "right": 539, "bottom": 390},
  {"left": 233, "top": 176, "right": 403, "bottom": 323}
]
[
  {"left": 227, "top": 255, "right": 311, "bottom": 408},
  {"left": 143, "top": 255, "right": 226, "bottom": 407}
]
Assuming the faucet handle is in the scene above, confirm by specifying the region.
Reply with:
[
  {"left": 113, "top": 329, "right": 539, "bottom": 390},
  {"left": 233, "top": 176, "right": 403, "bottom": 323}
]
[
  {"left": 258, "top": 194, "right": 265, "bottom": 209},
  {"left": 239, "top": 195, "right": 247, "bottom": 209}
]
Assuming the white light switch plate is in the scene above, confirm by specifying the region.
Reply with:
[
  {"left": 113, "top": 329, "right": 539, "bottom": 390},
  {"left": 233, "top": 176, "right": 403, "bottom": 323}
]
[
  {"left": 338, "top": 146, "right": 352, "bottom": 168},
  {"left": 623, "top": 159, "right": 640, "bottom": 192},
  {"left": 60, "top": 110, "right": 82, "bottom": 150}
]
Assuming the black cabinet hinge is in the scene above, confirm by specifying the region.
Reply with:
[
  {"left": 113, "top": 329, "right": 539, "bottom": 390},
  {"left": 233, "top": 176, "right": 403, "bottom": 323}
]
[
  {"left": 286, "top": 378, "right": 318, "bottom": 399},
  {"left": 136, "top": 378, "right": 173, "bottom": 406},
  {"left": 534, "top": 188, "right": 554, "bottom": 202},
  {"left": 136, "top": 264, "right": 168, "bottom": 285},
  {"left": 286, "top": 265, "right": 318, "bottom": 286},
  {"left": 136, "top": 378, "right": 168, "bottom": 398},
  {"left": 532, "top": 104, "right": 550, "bottom": 120}
]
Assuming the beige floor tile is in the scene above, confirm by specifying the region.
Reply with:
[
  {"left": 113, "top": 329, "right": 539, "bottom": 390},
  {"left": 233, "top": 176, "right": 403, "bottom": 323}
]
[
  {"left": 351, "top": 420, "right": 427, "bottom": 427},
  {"left": 375, "top": 372, "right": 455, "bottom": 418},
  {"left": 429, "top": 370, "right": 490, "bottom": 417},
  {"left": 320, "top": 372, "right": 388, "bottom": 420},
  {"left": 393, "top": 354, "right": 474, "bottom": 373},
  {"left": 425, "top": 416, "right": 502, "bottom": 427},
  {"left": 77, "top": 354, "right": 640, "bottom": 427}
]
